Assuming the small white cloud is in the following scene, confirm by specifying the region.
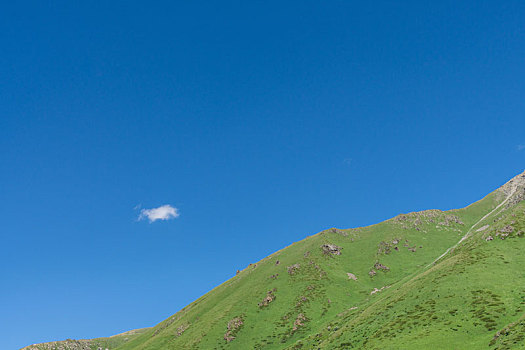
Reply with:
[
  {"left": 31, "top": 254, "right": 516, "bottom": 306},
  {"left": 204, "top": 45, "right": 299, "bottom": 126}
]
[
  {"left": 138, "top": 205, "right": 180, "bottom": 223},
  {"left": 518, "top": 144, "right": 525, "bottom": 151}
]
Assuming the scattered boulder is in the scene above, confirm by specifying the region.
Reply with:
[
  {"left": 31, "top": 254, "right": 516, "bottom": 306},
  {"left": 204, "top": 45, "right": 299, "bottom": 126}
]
[
  {"left": 347, "top": 272, "right": 357, "bottom": 281},
  {"left": 486, "top": 236, "right": 494, "bottom": 241},
  {"left": 438, "top": 215, "right": 464, "bottom": 226},
  {"left": 275, "top": 260, "right": 280, "bottom": 265},
  {"left": 258, "top": 289, "right": 277, "bottom": 308},
  {"left": 497, "top": 225, "right": 515, "bottom": 239},
  {"left": 22, "top": 340, "right": 93, "bottom": 350},
  {"left": 296, "top": 296, "right": 308, "bottom": 307},
  {"left": 500, "top": 225, "right": 514, "bottom": 233},
  {"left": 321, "top": 244, "right": 342, "bottom": 255},
  {"left": 374, "top": 262, "right": 390, "bottom": 272},
  {"left": 287, "top": 263, "right": 301, "bottom": 275},
  {"left": 393, "top": 210, "right": 465, "bottom": 230},
  {"left": 369, "top": 269, "right": 377, "bottom": 277},
  {"left": 176, "top": 324, "right": 189, "bottom": 337},
  {"left": 328, "top": 228, "right": 348, "bottom": 237},
  {"left": 394, "top": 214, "right": 409, "bottom": 222},
  {"left": 377, "top": 241, "right": 393, "bottom": 254},
  {"left": 292, "top": 313, "right": 307, "bottom": 331}
]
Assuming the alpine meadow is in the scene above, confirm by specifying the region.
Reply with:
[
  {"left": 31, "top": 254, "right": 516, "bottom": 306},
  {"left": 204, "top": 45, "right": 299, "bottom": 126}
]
[{"left": 23, "top": 171, "right": 525, "bottom": 349}]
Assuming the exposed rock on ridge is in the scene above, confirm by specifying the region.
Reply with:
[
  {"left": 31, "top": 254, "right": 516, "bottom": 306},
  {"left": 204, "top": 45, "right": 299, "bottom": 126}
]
[{"left": 499, "top": 170, "right": 525, "bottom": 207}]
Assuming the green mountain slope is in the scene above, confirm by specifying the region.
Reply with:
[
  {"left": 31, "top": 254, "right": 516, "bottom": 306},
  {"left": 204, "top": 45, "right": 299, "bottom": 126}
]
[
  {"left": 22, "top": 328, "right": 151, "bottom": 350},
  {"left": 24, "top": 171, "right": 525, "bottom": 350}
]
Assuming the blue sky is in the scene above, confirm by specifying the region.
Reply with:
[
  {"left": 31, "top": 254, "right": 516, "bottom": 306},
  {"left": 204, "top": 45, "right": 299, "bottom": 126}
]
[{"left": 1, "top": 1, "right": 525, "bottom": 348}]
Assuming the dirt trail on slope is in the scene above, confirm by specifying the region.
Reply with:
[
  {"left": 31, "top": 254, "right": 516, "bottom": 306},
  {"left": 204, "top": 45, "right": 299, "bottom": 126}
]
[{"left": 427, "top": 186, "right": 517, "bottom": 267}]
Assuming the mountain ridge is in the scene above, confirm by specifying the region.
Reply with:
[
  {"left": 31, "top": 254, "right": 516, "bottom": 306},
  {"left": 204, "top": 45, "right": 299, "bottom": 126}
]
[{"left": 23, "top": 170, "right": 525, "bottom": 350}]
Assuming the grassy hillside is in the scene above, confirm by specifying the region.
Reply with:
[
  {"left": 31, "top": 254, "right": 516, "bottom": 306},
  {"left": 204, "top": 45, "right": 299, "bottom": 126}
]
[
  {"left": 24, "top": 171, "right": 525, "bottom": 350},
  {"left": 22, "top": 328, "right": 151, "bottom": 350}
]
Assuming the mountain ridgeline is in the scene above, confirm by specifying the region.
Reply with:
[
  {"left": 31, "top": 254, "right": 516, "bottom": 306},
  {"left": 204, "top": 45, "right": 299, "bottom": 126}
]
[{"left": 24, "top": 171, "right": 525, "bottom": 349}]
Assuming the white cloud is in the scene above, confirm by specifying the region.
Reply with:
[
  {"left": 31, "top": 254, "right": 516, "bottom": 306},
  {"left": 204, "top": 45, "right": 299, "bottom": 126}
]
[{"left": 138, "top": 205, "right": 180, "bottom": 223}]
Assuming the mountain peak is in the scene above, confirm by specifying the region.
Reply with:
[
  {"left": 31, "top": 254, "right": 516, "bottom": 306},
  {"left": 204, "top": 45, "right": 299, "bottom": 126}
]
[
  {"left": 498, "top": 169, "right": 525, "bottom": 206},
  {"left": 499, "top": 169, "right": 525, "bottom": 192}
]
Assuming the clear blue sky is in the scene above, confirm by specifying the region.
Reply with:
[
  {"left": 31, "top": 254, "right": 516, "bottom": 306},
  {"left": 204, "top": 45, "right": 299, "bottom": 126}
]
[{"left": 1, "top": 1, "right": 524, "bottom": 348}]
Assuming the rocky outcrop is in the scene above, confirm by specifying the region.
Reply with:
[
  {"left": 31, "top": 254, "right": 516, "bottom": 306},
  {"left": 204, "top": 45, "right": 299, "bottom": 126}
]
[
  {"left": 499, "top": 170, "right": 525, "bottom": 207},
  {"left": 438, "top": 215, "right": 464, "bottom": 226},
  {"left": 347, "top": 272, "right": 357, "bottom": 281},
  {"left": 327, "top": 227, "right": 348, "bottom": 236},
  {"left": 258, "top": 289, "right": 277, "bottom": 308},
  {"left": 374, "top": 262, "right": 390, "bottom": 272},
  {"left": 22, "top": 340, "right": 93, "bottom": 350},
  {"left": 224, "top": 316, "right": 244, "bottom": 342},
  {"left": 176, "top": 324, "right": 189, "bottom": 337},
  {"left": 393, "top": 209, "right": 464, "bottom": 230},
  {"left": 287, "top": 263, "right": 301, "bottom": 275},
  {"left": 292, "top": 313, "right": 307, "bottom": 331},
  {"left": 499, "top": 170, "right": 525, "bottom": 195},
  {"left": 497, "top": 225, "right": 515, "bottom": 239},
  {"left": 21, "top": 328, "right": 150, "bottom": 350},
  {"left": 321, "top": 244, "right": 342, "bottom": 255}
]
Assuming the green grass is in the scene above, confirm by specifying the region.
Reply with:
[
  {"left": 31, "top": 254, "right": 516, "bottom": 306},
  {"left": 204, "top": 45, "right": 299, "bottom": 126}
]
[
  {"left": 24, "top": 173, "right": 525, "bottom": 349},
  {"left": 22, "top": 328, "right": 151, "bottom": 350}
]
